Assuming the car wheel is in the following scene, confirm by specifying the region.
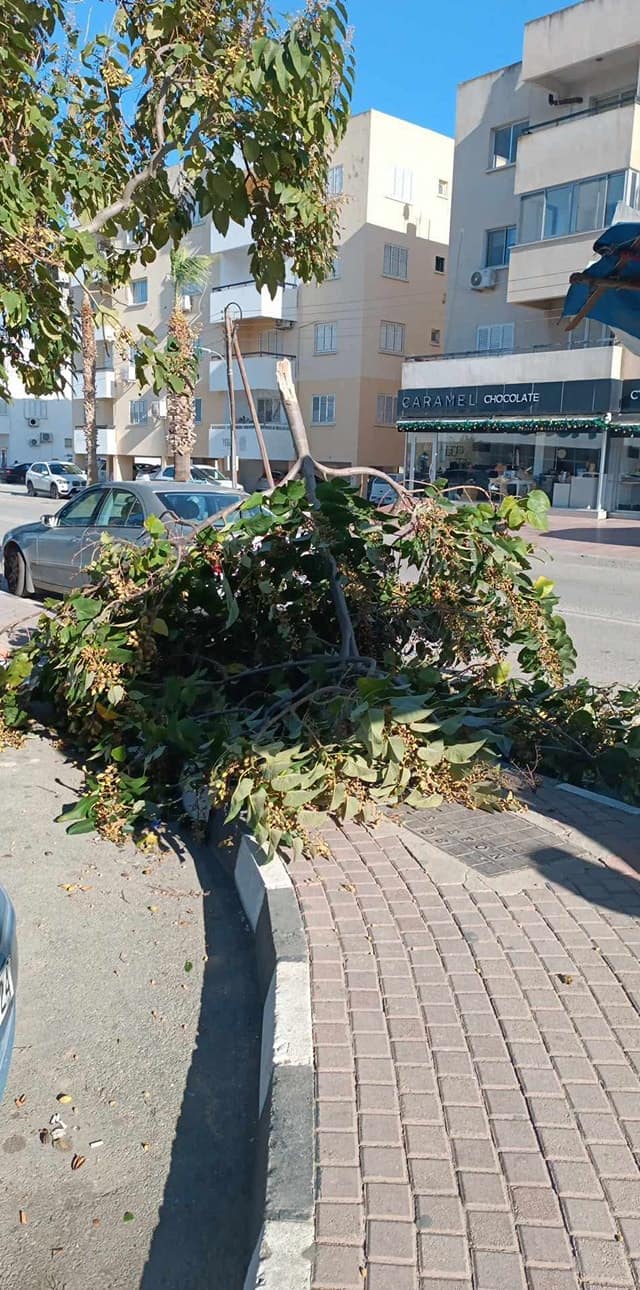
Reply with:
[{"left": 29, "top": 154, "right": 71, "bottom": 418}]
[
  {"left": 26, "top": 481, "right": 34, "bottom": 496},
  {"left": 49, "top": 484, "right": 59, "bottom": 499},
  {"left": 4, "top": 545, "right": 27, "bottom": 597}
]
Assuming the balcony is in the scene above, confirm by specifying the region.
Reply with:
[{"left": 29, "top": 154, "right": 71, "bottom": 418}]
[
  {"left": 71, "top": 369, "right": 115, "bottom": 400},
  {"left": 209, "top": 280, "right": 297, "bottom": 324},
  {"left": 74, "top": 426, "right": 118, "bottom": 456},
  {"left": 209, "top": 351, "right": 296, "bottom": 393},
  {"left": 403, "top": 340, "right": 624, "bottom": 393},
  {"left": 209, "top": 422, "right": 294, "bottom": 462},
  {"left": 507, "top": 230, "right": 602, "bottom": 307},
  {"left": 522, "top": 0, "right": 640, "bottom": 90},
  {"left": 210, "top": 219, "right": 251, "bottom": 254},
  {"left": 515, "top": 102, "right": 638, "bottom": 193}
]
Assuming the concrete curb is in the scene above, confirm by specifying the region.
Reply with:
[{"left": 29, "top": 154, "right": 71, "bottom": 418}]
[{"left": 210, "top": 821, "right": 314, "bottom": 1290}]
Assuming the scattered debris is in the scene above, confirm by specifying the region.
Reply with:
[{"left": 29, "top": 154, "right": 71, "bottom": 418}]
[
  {"left": 14, "top": 1093, "right": 26, "bottom": 1108},
  {"left": 92, "top": 1218, "right": 100, "bottom": 1228},
  {"left": 123, "top": 1211, "right": 135, "bottom": 1223},
  {"left": 141, "top": 1142, "right": 150, "bottom": 1152},
  {"left": 39, "top": 1128, "right": 51, "bottom": 1146},
  {"left": 53, "top": 1137, "right": 71, "bottom": 1153},
  {"left": 56, "top": 1093, "right": 73, "bottom": 1104},
  {"left": 147, "top": 905, "right": 158, "bottom": 913},
  {"left": 71, "top": 1154, "right": 86, "bottom": 1171},
  {"left": 89, "top": 1140, "right": 103, "bottom": 1149},
  {"left": 184, "top": 960, "right": 193, "bottom": 973},
  {"left": 50, "top": 1114, "right": 67, "bottom": 1131},
  {"left": 19, "top": 1210, "right": 27, "bottom": 1225},
  {"left": 51, "top": 1247, "right": 64, "bottom": 1258},
  {"left": 558, "top": 973, "right": 574, "bottom": 985}
]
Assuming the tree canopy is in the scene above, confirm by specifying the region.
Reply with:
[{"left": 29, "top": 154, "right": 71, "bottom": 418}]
[{"left": 0, "top": 0, "right": 353, "bottom": 397}]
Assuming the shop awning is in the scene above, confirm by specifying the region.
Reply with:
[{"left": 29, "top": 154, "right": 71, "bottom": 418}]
[
  {"left": 397, "top": 416, "right": 609, "bottom": 434},
  {"left": 563, "top": 222, "right": 640, "bottom": 347}
]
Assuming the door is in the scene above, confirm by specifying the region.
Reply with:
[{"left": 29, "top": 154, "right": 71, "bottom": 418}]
[
  {"left": 92, "top": 487, "right": 146, "bottom": 548},
  {"left": 33, "top": 488, "right": 106, "bottom": 592},
  {"left": 30, "top": 464, "right": 47, "bottom": 495}
]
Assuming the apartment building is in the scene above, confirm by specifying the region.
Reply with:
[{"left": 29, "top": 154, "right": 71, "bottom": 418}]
[
  {"left": 0, "top": 373, "right": 72, "bottom": 470},
  {"left": 400, "top": 0, "right": 640, "bottom": 516},
  {"left": 73, "top": 110, "right": 453, "bottom": 488}
]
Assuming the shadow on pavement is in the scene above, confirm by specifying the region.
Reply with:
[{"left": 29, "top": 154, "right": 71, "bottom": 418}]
[
  {"left": 541, "top": 525, "right": 640, "bottom": 549},
  {"left": 140, "top": 837, "right": 260, "bottom": 1290},
  {"left": 530, "top": 844, "right": 640, "bottom": 915}
]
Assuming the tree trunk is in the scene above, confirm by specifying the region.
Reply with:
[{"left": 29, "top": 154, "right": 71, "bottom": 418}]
[
  {"left": 166, "top": 309, "right": 196, "bottom": 481},
  {"left": 81, "top": 290, "right": 98, "bottom": 485}
]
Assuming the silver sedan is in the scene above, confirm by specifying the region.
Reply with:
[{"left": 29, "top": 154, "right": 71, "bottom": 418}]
[{"left": 2, "top": 480, "right": 246, "bottom": 596}]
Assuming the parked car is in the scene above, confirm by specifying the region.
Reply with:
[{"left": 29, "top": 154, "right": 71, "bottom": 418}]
[
  {"left": 2, "top": 462, "right": 32, "bottom": 486},
  {"left": 26, "top": 461, "right": 87, "bottom": 500},
  {"left": 3, "top": 480, "right": 247, "bottom": 596},
  {"left": 138, "top": 464, "right": 234, "bottom": 486},
  {"left": 0, "top": 887, "right": 17, "bottom": 1101}
]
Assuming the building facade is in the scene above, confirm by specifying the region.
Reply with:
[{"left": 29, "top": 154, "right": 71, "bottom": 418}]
[
  {"left": 400, "top": 0, "right": 640, "bottom": 517},
  {"left": 72, "top": 110, "right": 453, "bottom": 488},
  {"left": 1, "top": 373, "right": 73, "bottom": 470}
]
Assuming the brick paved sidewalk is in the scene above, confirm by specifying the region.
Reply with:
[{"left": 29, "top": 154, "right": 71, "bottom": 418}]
[{"left": 291, "top": 813, "right": 640, "bottom": 1290}]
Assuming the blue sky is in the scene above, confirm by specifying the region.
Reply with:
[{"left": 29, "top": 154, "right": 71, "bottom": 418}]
[{"left": 346, "top": 0, "right": 577, "bottom": 135}]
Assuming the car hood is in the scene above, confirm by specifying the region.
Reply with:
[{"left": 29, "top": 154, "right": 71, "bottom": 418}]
[{"left": 2, "top": 521, "right": 48, "bottom": 550}]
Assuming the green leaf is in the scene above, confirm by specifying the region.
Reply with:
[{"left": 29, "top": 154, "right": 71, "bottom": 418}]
[
  {"left": 67, "top": 819, "right": 97, "bottom": 835},
  {"left": 111, "top": 746, "right": 127, "bottom": 763},
  {"left": 73, "top": 596, "right": 101, "bottom": 622},
  {"left": 123, "top": 1212, "right": 135, "bottom": 1223},
  {"left": 226, "top": 776, "right": 254, "bottom": 821},
  {"left": 405, "top": 790, "right": 443, "bottom": 809},
  {"left": 184, "top": 960, "right": 193, "bottom": 973},
  {"left": 152, "top": 617, "right": 169, "bottom": 636},
  {"left": 417, "top": 739, "right": 445, "bottom": 766},
  {"left": 444, "top": 740, "right": 487, "bottom": 765},
  {"left": 107, "top": 684, "right": 126, "bottom": 706},
  {"left": 144, "top": 515, "right": 166, "bottom": 537}
]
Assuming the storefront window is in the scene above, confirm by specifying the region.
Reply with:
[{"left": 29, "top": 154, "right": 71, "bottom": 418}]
[{"left": 609, "top": 435, "right": 640, "bottom": 513}]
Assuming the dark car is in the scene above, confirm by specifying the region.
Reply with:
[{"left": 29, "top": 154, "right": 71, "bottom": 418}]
[{"left": 2, "top": 463, "right": 31, "bottom": 486}]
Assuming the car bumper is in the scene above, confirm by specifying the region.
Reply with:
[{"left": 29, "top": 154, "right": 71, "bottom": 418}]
[{"left": 0, "top": 1001, "right": 15, "bottom": 1100}]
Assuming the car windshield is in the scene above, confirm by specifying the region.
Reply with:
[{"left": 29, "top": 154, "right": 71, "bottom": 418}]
[
  {"left": 50, "top": 463, "right": 83, "bottom": 476},
  {"left": 157, "top": 490, "right": 245, "bottom": 522},
  {"left": 194, "top": 465, "right": 225, "bottom": 481}
]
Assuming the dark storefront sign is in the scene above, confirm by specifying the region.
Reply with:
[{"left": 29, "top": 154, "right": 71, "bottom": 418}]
[
  {"left": 398, "top": 379, "right": 621, "bottom": 426},
  {"left": 620, "top": 380, "right": 640, "bottom": 414}
]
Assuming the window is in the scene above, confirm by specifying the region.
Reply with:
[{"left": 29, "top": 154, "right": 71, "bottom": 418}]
[
  {"left": 194, "top": 398, "right": 202, "bottom": 424},
  {"left": 485, "top": 226, "right": 517, "bottom": 267},
  {"left": 519, "top": 171, "right": 630, "bottom": 243},
  {"left": 435, "top": 255, "right": 446, "bottom": 274},
  {"left": 379, "top": 321, "right": 405, "bottom": 354},
  {"left": 57, "top": 489, "right": 104, "bottom": 527},
  {"left": 568, "top": 318, "right": 613, "bottom": 348},
  {"left": 130, "top": 278, "right": 148, "bottom": 306},
  {"left": 328, "top": 256, "right": 342, "bottom": 280},
  {"left": 430, "top": 328, "right": 441, "bottom": 345},
  {"left": 490, "top": 120, "right": 529, "bottom": 169},
  {"left": 314, "top": 322, "right": 338, "bottom": 354},
  {"left": 390, "top": 166, "right": 413, "bottom": 203},
  {"left": 96, "top": 488, "right": 145, "bottom": 529},
  {"left": 257, "top": 397, "right": 281, "bottom": 424},
  {"left": 476, "top": 323, "right": 515, "bottom": 353},
  {"left": 438, "top": 178, "right": 449, "bottom": 198},
  {"left": 376, "top": 394, "right": 396, "bottom": 425},
  {"left": 130, "top": 398, "right": 148, "bottom": 424},
  {"left": 64, "top": 438, "right": 73, "bottom": 448},
  {"left": 312, "top": 394, "right": 336, "bottom": 425},
  {"left": 327, "top": 165, "right": 343, "bottom": 198},
  {"left": 260, "top": 329, "right": 284, "bottom": 355},
  {"left": 383, "top": 244, "right": 408, "bottom": 280},
  {"left": 24, "top": 398, "right": 48, "bottom": 420}
]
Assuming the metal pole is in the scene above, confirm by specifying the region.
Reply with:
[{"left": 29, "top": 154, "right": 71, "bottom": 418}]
[
  {"left": 407, "top": 434, "right": 416, "bottom": 490},
  {"left": 224, "top": 306, "right": 238, "bottom": 487},
  {"left": 596, "top": 423, "right": 609, "bottom": 516}
]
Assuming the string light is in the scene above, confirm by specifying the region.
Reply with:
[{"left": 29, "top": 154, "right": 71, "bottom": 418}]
[{"left": 397, "top": 417, "right": 608, "bottom": 436}]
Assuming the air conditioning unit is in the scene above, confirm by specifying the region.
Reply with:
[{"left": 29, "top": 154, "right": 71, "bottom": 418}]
[
  {"left": 28, "top": 437, "right": 39, "bottom": 447},
  {"left": 40, "top": 431, "right": 53, "bottom": 443},
  {"left": 275, "top": 319, "right": 295, "bottom": 330},
  {"left": 151, "top": 399, "right": 167, "bottom": 418},
  {"left": 470, "top": 268, "right": 497, "bottom": 291},
  {"left": 181, "top": 294, "right": 193, "bottom": 312},
  {"left": 27, "top": 416, "right": 39, "bottom": 428}
]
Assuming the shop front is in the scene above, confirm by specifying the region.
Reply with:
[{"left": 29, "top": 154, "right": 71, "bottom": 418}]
[{"left": 398, "top": 376, "right": 640, "bottom": 515}]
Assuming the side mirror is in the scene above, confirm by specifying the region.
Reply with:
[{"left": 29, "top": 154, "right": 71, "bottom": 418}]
[{"left": 41, "top": 514, "right": 57, "bottom": 527}]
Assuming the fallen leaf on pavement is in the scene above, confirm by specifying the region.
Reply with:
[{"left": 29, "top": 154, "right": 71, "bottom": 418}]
[
  {"left": 59, "top": 884, "right": 78, "bottom": 894},
  {"left": 51, "top": 1247, "right": 64, "bottom": 1258},
  {"left": 71, "top": 1154, "right": 86, "bottom": 1171},
  {"left": 14, "top": 1094, "right": 26, "bottom": 1108},
  {"left": 184, "top": 960, "right": 193, "bottom": 973},
  {"left": 558, "top": 973, "right": 574, "bottom": 985},
  {"left": 340, "top": 882, "right": 356, "bottom": 893},
  {"left": 57, "top": 1093, "right": 73, "bottom": 1104},
  {"left": 53, "top": 1137, "right": 71, "bottom": 1152},
  {"left": 92, "top": 1218, "right": 100, "bottom": 1228},
  {"left": 141, "top": 1142, "right": 150, "bottom": 1152},
  {"left": 19, "top": 1210, "right": 27, "bottom": 1225},
  {"left": 148, "top": 905, "right": 158, "bottom": 913},
  {"left": 123, "top": 1211, "right": 135, "bottom": 1223}
]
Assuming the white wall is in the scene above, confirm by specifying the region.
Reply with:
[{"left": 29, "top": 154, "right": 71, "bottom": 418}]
[{"left": 1, "top": 369, "right": 73, "bottom": 465}]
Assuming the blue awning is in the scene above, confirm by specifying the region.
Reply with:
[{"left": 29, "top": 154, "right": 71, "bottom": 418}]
[{"left": 563, "top": 222, "right": 640, "bottom": 340}]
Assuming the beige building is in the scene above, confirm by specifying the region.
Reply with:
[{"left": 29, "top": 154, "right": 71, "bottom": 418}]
[
  {"left": 74, "top": 110, "right": 453, "bottom": 488},
  {"left": 400, "top": 0, "right": 640, "bottom": 517}
]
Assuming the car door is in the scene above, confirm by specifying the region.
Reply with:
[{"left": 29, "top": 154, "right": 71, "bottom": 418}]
[
  {"left": 29, "top": 464, "right": 45, "bottom": 495},
  {"left": 32, "top": 488, "right": 106, "bottom": 592},
  {"left": 92, "top": 486, "right": 146, "bottom": 550}
]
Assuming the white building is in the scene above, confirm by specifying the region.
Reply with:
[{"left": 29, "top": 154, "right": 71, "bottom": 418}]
[
  {"left": 1, "top": 371, "right": 73, "bottom": 469},
  {"left": 400, "top": 0, "right": 640, "bottom": 517}
]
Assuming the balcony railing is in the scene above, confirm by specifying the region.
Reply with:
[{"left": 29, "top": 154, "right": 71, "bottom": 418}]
[
  {"left": 522, "top": 94, "right": 639, "bottom": 139},
  {"left": 406, "top": 336, "right": 618, "bottom": 363}
]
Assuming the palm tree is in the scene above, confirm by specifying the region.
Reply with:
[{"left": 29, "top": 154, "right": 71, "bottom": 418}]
[
  {"left": 166, "top": 247, "right": 210, "bottom": 481},
  {"left": 80, "top": 287, "right": 98, "bottom": 484}
]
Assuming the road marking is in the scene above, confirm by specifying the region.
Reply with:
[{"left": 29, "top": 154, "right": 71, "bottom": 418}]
[{"left": 562, "top": 607, "right": 640, "bottom": 628}]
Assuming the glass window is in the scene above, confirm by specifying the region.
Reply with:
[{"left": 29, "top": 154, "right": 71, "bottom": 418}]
[
  {"left": 438, "top": 178, "right": 449, "bottom": 198},
  {"left": 430, "top": 328, "right": 441, "bottom": 345},
  {"left": 314, "top": 322, "right": 337, "bottom": 354},
  {"left": 130, "top": 399, "right": 148, "bottom": 425},
  {"left": 327, "top": 165, "right": 343, "bottom": 197},
  {"left": 376, "top": 395, "right": 395, "bottom": 425},
  {"left": 390, "top": 166, "right": 413, "bottom": 203},
  {"left": 194, "top": 398, "right": 202, "bottom": 424},
  {"left": 383, "top": 244, "right": 408, "bottom": 280},
  {"left": 379, "top": 321, "right": 405, "bottom": 354},
  {"left": 485, "top": 227, "right": 516, "bottom": 268},
  {"left": 544, "top": 184, "right": 573, "bottom": 238},
  {"left": 311, "top": 395, "right": 336, "bottom": 425},
  {"left": 574, "top": 176, "right": 606, "bottom": 233},
  {"left": 477, "top": 323, "right": 515, "bottom": 353},
  {"left": 131, "top": 278, "right": 148, "bottom": 306},
  {"left": 158, "top": 490, "right": 244, "bottom": 521},
  {"left": 435, "top": 255, "right": 446, "bottom": 274},
  {"left": 257, "top": 397, "right": 281, "bottom": 424},
  {"left": 50, "top": 462, "right": 83, "bottom": 475},
  {"left": 519, "top": 192, "right": 545, "bottom": 244},
  {"left": 605, "top": 170, "right": 625, "bottom": 224},
  {"left": 57, "top": 489, "right": 104, "bottom": 527},
  {"left": 490, "top": 120, "right": 529, "bottom": 168},
  {"left": 96, "top": 488, "right": 145, "bottom": 528}
]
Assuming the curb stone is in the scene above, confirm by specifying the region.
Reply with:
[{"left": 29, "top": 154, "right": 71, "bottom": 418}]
[{"left": 210, "top": 818, "right": 314, "bottom": 1290}]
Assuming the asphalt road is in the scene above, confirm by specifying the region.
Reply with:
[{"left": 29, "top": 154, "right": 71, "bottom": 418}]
[
  {"left": 0, "top": 484, "right": 638, "bottom": 684},
  {"left": 0, "top": 737, "right": 260, "bottom": 1290}
]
